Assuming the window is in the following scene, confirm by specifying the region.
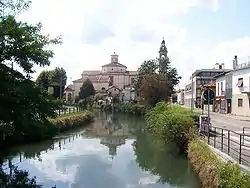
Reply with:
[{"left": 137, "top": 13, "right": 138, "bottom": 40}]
[
  {"left": 238, "top": 98, "right": 243, "bottom": 107},
  {"left": 217, "top": 83, "right": 219, "bottom": 96},
  {"left": 131, "top": 78, "right": 135, "bottom": 84},
  {"left": 237, "top": 78, "right": 243, "bottom": 87},
  {"left": 221, "top": 82, "right": 224, "bottom": 95}
]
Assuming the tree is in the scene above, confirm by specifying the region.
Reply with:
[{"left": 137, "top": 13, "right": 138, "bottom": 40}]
[
  {"left": 158, "top": 57, "right": 181, "bottom": 93},
  {"left": 0, "top": 16, "right": 61, "bottom": 74},
  {"left": 135, "top": 55, "right": 181, "bottom": 98},
  {"left": 139, "top": 74, "right": 169, "bottom": 106},
  {"left": 50, "top": 67, "right": 67, "bottom": 86},
  {"left": 0, "top": 0, "right": 61, "bottom": 145},
  {"left": 35, "top": 70, "right": 51, "bottom": 91},
  {"left": 36, "top": 67, "right": 67, "bottom": 97},
  {"left": 134, "top": 59, "right": 158, "bottom": 94},
  {"left": 78, "top": 78, "right": 95, "bottom": 100}
]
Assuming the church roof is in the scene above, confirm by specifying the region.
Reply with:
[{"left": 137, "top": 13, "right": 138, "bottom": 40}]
[{"left": 101, "top": 62, "right": 127, "bottom": 68}]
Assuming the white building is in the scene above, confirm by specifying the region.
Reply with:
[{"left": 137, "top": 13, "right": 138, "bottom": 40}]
[
  {"left": 214, "top": 71, "right": 232, "bottom": 113},
  {"left": 72, "top": 52, "right": 137, "bottom": 101},
  {"left": 231, "top": 56, "right": 250, "bottom": 116}
]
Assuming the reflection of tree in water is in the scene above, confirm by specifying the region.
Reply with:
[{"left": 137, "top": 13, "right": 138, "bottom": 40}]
[{"left": 133, "top": 131, "right": 200, "bottom": 187}]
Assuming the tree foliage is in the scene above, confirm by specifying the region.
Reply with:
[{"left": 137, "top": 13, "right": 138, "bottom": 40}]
[
  {"left": 36, "top": 67, "right": 67, "bottom": 91},
  {"left": 135, "top": 56, "right": 181, "bottom": 98},
  {"left": 0, "top": 0, "right": 62, "bottom": 146},
  {"left": 78, "top": 78, "right": 95, "bottom": 100},
  {"left": 139, "top": 74, "right": 169, "bottom": 106},
  {"left": 0, "top": 15, "right": 61, "bottom": 74}
]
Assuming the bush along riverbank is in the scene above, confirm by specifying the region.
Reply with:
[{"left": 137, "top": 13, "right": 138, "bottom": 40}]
[
  {"left": 145, "top": 102, "right": 199, "bottom": 153},
  {"left": 188, "top": 139, "right": 250, "bottom": 188},
  {"left": 146, "top": 102, "right": 250, "bottom": 187},
  {"left": 49, "top": 110, "right": 94, "bottom": 132},
  {"left": 103, "top": 103, "right": 152, "bottom": 115}
]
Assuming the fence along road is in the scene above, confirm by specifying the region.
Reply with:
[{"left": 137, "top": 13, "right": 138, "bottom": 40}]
[{"left": 201, "top": 125, "right": 250, "bottom": 168}]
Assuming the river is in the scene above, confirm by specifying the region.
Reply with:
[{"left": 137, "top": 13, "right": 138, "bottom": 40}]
[{"left": 1, "top": 112, "right": 200, "bottom": 188}]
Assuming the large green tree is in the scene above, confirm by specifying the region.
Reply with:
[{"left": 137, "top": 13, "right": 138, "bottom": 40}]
[
  {"left": 158, "top": 57, "right": 181, "bottom": 92},
  {"left": 36, "top": 67, "right": 67, "bottom": 92},
  {"left": 134, "top": 59, "right": 158, "bottom": 94},
  {"left": 78, "top": 78, "right": 95, "bottom": 100},
  {"left": 135, "top": 56, "right": 181, "bottom": 97},
  {"left": 0, "top": 0, "right": 61, "bottom": 143},
  {"left": 139, "top": 74, "right": 169, "bottom": 106}
]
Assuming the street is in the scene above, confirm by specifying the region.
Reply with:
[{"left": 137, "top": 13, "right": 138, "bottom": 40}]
[{"left": 210, "top": 112, "right": 250, "bottom": 132}]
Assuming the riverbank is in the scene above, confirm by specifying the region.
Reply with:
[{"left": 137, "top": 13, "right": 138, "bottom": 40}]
[
  {"left": 49, "top": 110, "right": 94, "bottom": 132},
  {"left": 0, "top": 110, "right": 94, "bottom": 150},
  {"left": 144, "top": 102, "right": 250, "bottom": 187},
  {"left": 188, "top": 139, "right": 250, "bottom": 187}
]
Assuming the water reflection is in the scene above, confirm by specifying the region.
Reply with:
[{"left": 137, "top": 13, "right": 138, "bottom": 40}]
[{"left": 0, "top": 112, "right": 200, "bottom": 188}]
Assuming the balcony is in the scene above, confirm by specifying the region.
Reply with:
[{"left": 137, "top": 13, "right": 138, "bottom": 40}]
[{"left": 239, "top": 86, "right": 250, "bottom": 93}]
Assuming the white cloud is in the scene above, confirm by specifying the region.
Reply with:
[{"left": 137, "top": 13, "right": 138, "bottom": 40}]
[{"left": 18, "top": 0, "right": 249, "bottom": 89}]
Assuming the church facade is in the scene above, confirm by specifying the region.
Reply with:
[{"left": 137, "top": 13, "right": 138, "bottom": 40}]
[
  {"left": 72, "top": 52, "right": 137, "bottom": 100},
  {"left": 72, "top": 39, "right": 168, "bottom": 101}
]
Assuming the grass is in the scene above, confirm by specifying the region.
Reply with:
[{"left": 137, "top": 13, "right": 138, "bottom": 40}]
[
  {"left": 49, "top": 110, "right": 94, "bottom": 132},
  {"left": 188, "top": 139, "right": 250, "bottom": 188}
]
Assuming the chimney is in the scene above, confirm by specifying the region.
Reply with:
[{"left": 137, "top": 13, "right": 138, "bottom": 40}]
[
  {"left": 215, "top": 63, "right": 219, "bottom": 69},
  {"left": 221, "top": 63, "right": 225, "bottom": 69},
  {"left": 233, "top": 55, "right": 238, "bottom": 70}
]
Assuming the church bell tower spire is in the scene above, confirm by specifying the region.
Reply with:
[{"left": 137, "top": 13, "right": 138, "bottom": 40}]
[{"left": 159, "top": 37, "right": 168, "bottom": 59}]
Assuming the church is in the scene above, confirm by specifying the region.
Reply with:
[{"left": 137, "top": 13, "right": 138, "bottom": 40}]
[
  {"left": 72, "top": 39, "right": 168, "bottom": 101},
  {"left": 72, "top": 52, "right": 137, "bottom": 101}
]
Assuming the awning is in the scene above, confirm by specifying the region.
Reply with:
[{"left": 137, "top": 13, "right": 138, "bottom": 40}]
[{"left": 236, "top": 79, "right": 243, "bottom": 87}]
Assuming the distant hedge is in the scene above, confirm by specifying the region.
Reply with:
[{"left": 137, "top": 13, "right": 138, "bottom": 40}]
[
  {"left": 111, "top": 103, "right": 152, "bottom": 115},
  {"left": 49, "top": 110, "right": 94, "bottom": 132}
]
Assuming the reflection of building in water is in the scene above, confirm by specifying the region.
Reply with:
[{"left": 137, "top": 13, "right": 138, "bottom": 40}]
[
  {"left": 101, "top": 137, "right": 126, "bottom": 157},
  {"left": 101, "top": 114, "right": 129, "bottom": 157},
  {"left": 86, "top": 113, "right": 130, "bottom": 157}
]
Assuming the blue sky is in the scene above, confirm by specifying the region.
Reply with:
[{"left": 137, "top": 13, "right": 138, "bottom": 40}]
[{"left": 18, "top": 0, "right": 250, "bottom": 88}]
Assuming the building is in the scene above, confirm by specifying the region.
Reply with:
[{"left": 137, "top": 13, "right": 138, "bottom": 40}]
[
  {"left": 172, "top": 89, "right": 184, "bottom": 104},
  {"left": 184, "top": 63, "right": 231, "bottom": 109},
  {"left": 72, "top": 52, "right": 137, "bottom": 101},
  {"left": 231, "top": 56, "right": 250, "bottom": 116},
  {"left": 64, "top": 84, "right": 73, "bottom": 101},
  {"left": 214, "top": 71, "right": 232, "bottom": 114}
]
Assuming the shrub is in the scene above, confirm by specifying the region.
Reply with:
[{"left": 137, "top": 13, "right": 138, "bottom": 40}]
[
  {"left": 49, "top": 110, "right": 94, "bottom": 132},
  {"left": 113, "top": 103, "right": 152, "bottom": 115},
  {"left": 145, "top": 102, "right": 198, "bottom": 152},
  {"left": 188, "top": 139, "right": 250, "bottom": 188}
]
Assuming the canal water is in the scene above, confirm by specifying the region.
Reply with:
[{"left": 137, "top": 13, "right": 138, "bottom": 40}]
[{"left": 1, "top": 112, "right": 200, "bottom": 188}]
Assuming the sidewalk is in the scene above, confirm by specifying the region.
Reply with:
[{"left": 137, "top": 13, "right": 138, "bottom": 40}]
[{"left": 192, "top": 107, "right": 250, "bottom": 122}]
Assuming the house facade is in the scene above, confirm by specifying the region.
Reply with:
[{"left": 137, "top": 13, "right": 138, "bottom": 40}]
[
  {"left": 231, "top": 56, "right": 250, "bottom": 116},
  {"left": 184, "top": 64, "right": 231, "bottom": 109},
  {"left": 214, "top": 71, "right": 232, "bottom": 114}
]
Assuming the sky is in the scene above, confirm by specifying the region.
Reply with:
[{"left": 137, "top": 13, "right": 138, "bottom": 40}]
[{"left": 18, "top": 0, "right": 250, "bottom": 88}]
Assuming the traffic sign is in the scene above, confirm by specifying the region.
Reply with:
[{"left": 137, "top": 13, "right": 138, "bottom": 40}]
[{"left": 203, "top": 89, "right": 214, "bottom": 105}]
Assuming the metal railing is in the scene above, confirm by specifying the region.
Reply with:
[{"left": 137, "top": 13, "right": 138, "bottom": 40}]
[
  {"left": 200, "top": 126, "right": 250, "bottom": 166},
  {"left": 56, "top": 106, "right": 85, "bottom": 116}
]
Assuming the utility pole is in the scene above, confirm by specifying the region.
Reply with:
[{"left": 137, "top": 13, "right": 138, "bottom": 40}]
[
  {"left": 191, "top": 75, "right": 194, "bottom": 112},
  {"left": 207, "top": 88, "right": 210, "bottom": 124},
  {"left": 59, "top": 76, "right": 62, "bottom": 99}
]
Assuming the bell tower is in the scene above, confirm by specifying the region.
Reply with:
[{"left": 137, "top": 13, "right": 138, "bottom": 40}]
[{"left": 159, "top": 38, "right": 168, "bottom": 59}]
